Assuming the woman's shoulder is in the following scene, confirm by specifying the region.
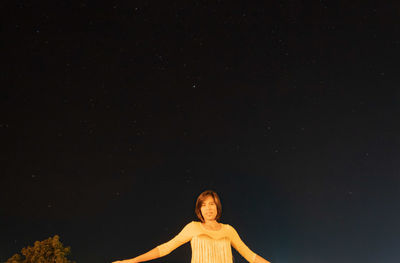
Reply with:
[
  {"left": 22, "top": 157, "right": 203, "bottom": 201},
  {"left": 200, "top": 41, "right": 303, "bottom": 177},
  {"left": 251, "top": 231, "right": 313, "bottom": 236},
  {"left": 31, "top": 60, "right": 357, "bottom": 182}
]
[
  {"left": 221, "top": 222, "right": 237, "bottom": 232},
  {"left": 178, "top": 221, "right": 198, "bottom": 234},
  {"left": 184, "top": 221, "right": 198, "bottom": 227},
  {"left": 184, "top": 221, "right": 205, "bottom": 229},
  {"left": 190, "top": 221, "right": 203, "bottom": 228},
  {"left": 219, "top": 222, "right": 231, "bottom": 228}
]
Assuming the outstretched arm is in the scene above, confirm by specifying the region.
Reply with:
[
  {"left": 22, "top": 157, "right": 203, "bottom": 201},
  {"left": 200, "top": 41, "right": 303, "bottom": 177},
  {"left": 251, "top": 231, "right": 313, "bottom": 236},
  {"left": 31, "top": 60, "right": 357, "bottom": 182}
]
[
  {"left": 254, "top": 254, "right": 271, "bottom": 263},
  {"left": 112, "top": 222, "right": 194, "bottom": 263},
  {"left": 229, "top": 225, "right": 271, "bottom": 263},
  {"left": 112, "top": 247, "right": 160, "bottom": 263}
]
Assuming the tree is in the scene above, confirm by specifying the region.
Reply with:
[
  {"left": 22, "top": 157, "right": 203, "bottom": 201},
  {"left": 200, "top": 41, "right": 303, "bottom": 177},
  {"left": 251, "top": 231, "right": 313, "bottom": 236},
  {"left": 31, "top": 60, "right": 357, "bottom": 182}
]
[{"left": 6, "top": 235, "right": 75, "bottom": 263}]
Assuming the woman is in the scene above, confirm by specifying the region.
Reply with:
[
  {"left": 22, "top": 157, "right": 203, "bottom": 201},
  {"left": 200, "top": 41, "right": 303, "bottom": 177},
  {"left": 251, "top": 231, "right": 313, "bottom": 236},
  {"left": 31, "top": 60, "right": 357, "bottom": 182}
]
[{"left": 112, "top": 190, "right": 271, "bottom": 263}]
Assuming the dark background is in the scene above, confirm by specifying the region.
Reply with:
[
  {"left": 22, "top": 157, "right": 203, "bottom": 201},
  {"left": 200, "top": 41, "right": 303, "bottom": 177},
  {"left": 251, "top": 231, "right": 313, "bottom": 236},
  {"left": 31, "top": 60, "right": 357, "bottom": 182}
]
[{"left": 2, "top": 1, "right": 400, "bottom": 263}]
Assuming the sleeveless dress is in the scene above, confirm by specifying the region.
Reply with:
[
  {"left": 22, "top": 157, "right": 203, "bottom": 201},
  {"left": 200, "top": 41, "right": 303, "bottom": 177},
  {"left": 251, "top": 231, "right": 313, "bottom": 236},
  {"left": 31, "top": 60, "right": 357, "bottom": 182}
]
[{"left": 157, "top": 221, "right": 257, "bottom": 263}]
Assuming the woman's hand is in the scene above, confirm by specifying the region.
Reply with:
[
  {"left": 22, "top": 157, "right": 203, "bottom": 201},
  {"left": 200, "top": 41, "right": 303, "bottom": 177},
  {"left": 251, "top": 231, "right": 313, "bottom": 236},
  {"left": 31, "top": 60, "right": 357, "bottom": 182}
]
[
  {"left": 113, "top": 246, "right": 158, "bottom": 263},
  {"left": 112, "top": 259, "right": 137, "bottom": 263}
]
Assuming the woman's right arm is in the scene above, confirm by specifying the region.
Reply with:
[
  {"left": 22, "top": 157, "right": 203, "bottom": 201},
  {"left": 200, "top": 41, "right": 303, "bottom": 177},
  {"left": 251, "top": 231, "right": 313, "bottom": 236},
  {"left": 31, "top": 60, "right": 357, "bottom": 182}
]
[
  {"left": 112, "top": 222, "right": 194, "bottom": 263},
  {"left": 112, "top": 247, "right": 160, "bottom": 263},
  {"left": 133, "top": 247, "right": 160, "bottom": 262}
]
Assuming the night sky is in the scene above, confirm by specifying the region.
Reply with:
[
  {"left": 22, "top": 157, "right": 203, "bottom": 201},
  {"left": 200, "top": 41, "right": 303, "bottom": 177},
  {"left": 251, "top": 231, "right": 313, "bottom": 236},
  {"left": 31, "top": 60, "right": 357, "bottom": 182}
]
[{"left": 2, "top": 1, "right": 400, "bottom": 263}]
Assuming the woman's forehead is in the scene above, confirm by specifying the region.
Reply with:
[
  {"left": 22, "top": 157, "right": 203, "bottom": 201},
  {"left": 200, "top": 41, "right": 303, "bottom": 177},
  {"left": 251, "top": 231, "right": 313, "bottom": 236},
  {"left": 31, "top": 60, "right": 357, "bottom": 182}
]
[{"left": 203, "top": 196, "right": 215, "bottom": 202}]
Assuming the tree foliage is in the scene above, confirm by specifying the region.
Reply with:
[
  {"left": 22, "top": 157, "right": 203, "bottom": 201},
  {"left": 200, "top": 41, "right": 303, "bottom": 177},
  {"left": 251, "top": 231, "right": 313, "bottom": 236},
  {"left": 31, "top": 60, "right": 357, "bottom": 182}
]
[{"left": 6, "top": 235, "right": 75, "bottom": 263}]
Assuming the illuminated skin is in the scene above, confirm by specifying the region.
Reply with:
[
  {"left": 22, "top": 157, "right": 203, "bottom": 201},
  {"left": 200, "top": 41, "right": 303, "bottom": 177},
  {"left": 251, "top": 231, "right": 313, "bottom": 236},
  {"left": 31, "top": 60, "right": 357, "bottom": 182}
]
[
  {"left": 112, "top": 195, "right": 271, "bottom": 263},
  {"left": 200, "top": 195, "right": 221, "bottom": 230}
]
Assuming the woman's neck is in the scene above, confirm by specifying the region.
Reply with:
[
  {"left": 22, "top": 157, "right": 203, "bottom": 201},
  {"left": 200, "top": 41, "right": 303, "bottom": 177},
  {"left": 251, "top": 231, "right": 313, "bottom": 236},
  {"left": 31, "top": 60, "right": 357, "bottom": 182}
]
[
  {"left": 201, "top": 220, "right": 222, "bottom": 231},
  {"left": 203, "top": 220, "right": 219, "bottom": 226}
]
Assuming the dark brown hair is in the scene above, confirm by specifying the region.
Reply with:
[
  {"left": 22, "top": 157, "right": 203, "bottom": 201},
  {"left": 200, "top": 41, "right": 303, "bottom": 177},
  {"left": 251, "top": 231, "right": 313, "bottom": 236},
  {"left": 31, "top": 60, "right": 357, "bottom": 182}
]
[{"left": 195, "top": 190, "right": 222, "bottom": 222}]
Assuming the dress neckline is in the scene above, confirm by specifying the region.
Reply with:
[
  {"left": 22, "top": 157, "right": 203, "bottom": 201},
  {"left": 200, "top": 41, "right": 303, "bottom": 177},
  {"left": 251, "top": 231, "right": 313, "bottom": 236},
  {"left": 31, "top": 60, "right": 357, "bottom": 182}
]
[{"left": 199, "top": 222, "right": 223, "bottom": 231}]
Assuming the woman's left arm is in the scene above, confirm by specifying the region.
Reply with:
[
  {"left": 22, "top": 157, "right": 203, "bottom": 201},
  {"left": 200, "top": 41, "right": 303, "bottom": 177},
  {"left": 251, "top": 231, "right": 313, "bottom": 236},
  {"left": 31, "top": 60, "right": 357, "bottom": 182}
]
[
  {"left": 228, "top": 225, "right": 271, "bottom": 263},
  {"left": 254, "top": 254, "right": 271, "bottom": 263}
]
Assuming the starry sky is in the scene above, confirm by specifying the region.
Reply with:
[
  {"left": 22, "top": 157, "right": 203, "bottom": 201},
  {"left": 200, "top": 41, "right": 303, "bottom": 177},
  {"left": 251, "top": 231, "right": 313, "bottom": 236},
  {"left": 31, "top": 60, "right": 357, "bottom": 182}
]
[{"left": 2, "top": 1, "right": 400, "bottom": 263}]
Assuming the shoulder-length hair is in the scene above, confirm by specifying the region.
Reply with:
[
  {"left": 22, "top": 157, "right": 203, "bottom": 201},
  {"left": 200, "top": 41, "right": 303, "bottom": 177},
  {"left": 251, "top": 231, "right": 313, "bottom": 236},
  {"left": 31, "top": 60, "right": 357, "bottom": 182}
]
[{"left": 195, "top": 190, "right": 222, "bottom": 222}]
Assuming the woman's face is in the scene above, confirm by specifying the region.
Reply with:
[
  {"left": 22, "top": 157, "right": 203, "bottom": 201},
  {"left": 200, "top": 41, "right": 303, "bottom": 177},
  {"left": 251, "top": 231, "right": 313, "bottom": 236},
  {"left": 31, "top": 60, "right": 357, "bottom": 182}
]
[{"left": 200, "top": 195, "right": 218, "bottom": 222}]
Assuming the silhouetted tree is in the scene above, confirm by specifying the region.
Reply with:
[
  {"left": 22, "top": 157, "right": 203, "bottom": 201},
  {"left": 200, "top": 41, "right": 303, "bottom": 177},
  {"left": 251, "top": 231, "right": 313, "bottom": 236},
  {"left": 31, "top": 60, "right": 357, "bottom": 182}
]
[{"left": 6, "top": 235, "right": 75, "bottom": 263}]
